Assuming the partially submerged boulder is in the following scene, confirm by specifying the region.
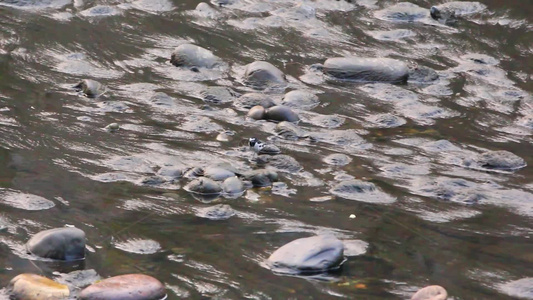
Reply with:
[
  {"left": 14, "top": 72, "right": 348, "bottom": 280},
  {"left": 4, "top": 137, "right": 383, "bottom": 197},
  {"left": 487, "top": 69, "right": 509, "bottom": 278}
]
[
  {"left": 26, "top": 227, "right": 86, "bottom": 261},
  {"left": 266, "top": 235, "right": 345, "bottom": 274}
]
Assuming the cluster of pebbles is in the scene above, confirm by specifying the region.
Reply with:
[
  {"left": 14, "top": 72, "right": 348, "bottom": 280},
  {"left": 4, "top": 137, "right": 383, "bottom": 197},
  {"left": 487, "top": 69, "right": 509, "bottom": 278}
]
[{"left": 2, "top": 0, "right": 531, "bottom": 299}]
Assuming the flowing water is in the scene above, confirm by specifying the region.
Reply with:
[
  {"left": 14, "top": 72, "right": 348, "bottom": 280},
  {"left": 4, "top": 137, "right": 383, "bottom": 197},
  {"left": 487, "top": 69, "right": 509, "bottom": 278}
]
[{"left": 0, "top": 0, "right": 532, "bottom": 299}]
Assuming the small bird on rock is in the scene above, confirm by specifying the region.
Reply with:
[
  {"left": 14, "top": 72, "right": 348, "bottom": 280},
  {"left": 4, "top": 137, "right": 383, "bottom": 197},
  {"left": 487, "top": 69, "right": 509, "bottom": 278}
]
[{"left": 248, "top": 137, "right": 281, "bottom": 155}]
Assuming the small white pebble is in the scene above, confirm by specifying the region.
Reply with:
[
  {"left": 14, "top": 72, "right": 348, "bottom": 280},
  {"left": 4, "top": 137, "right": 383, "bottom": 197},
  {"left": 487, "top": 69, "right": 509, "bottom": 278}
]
[{"left": 349, "top": 214, "right": 356, "bottom": 219}]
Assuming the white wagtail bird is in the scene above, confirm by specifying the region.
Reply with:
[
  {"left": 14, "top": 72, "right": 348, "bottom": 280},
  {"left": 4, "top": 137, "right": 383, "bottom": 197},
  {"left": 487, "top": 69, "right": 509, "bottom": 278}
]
[{"left": 248, "top": 137, "right": 281, "bottom": 155}]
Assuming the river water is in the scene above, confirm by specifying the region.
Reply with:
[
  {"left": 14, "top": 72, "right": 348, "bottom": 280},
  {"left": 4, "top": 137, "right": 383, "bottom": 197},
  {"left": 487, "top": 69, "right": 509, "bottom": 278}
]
[{"left": 0, "top": 0, "right": 532, "bottom": 299}]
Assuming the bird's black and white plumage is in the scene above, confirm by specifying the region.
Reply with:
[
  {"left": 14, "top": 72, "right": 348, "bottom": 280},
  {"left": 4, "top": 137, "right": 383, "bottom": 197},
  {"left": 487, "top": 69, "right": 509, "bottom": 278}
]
[{"left": 248, "top": 137, "right": 281, "bottom": 155}]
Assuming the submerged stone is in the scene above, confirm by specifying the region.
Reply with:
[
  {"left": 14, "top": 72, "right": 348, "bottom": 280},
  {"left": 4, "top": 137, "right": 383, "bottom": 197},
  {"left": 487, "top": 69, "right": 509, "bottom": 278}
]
[
  {"left": 243, "top": 169, "right": 278, "bottom": 187},
  {"left": 275, "top": 121, "right": 307, "bottom": 140},
  {"left": 365, "top": 113, "right": 407, "bottom": 128},
  {"left": 408, "top": 66, "right": 439, "bottom": 83},
  {"left": 323, "top": 153, "right": 352, "bottom": 166},
  {"left": 374, "top": 2, "right": 428, "bottom": 22},
  {"left": 196, "top": 204, "right": 235, "bottom": 220},
  {"left": 184, "top": 177, "right": 222, "bottom": 194},
  {"left": 170, "top": 44, "right": 221, "bottom": 68},
  {"left": 244, "top": 61, "right": 287, "bottom": 89},
  {"left": 74, "top": 79, "right": 106, "bottom": 98},
  {"left": 323, "top": 57, "right": 409, "bottom": 83},
  {"left": 78, "top": 274, "right": 166, "bottom": 300},
  {"left": 411, "top": 285, "right": 448, "bottom": 300},
  {"left": 281, "top": 90, "right": 320, "bottom": 110},
  {"left": 267, "top": 235, "right": 345, "bottom": 274},
  {"left": 473, "top": 150, "right": 526, "bottom": 171},
  {"left": 203, "top": 166, "right": 236, "bottom": 181},
  {"left": 257, "top": 154, "right": 302, "bottom": 173},
  {"left": 26, "top": 227, "right": 86, "bottom": 261},
  {"left": 330, "top": 180, "right": 396, "bottom": 203},
  {"left": 9, "top": 274, "right": 70, "bottom": 300},
  {"left": 234, "top": 93, "right": 276, "bottom": 110}
]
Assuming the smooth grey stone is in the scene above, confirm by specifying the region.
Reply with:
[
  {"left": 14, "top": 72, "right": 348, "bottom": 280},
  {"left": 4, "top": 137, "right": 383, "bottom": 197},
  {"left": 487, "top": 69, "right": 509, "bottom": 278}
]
[
  {"left": 184, "top": 177, "right": 222, "bottom": 194},
  {"left": 201, "top": 86, "right": 239, "bottom": 104},
  {"left": 203, "top": 166, "right": 236, "bottom": 181},
  {"left": 26, "top": 227, "right": 86, "bottom": 261},
  {"left": 265, "top": 106, "right": 299, "bottom": 122},
  {"left": 243, "top": 169, "right": 278, "bottom": 187},
  {"left": 74, "top": 79, "right": 106, "bottom": 98},
  {"left": 244, "top": 61, "right": 286, "bottom": 89},
  {"left": 156, "top": 166, "right": 185, "bottom": 179},
  {"left": 78, "top": 274, "right": 166, "bottom": 300},
  {"left": 256, "top": 154, "right": 302, "bottom": 173},
  {"left": 170, "top": 44, "right": 221, "bottom": 68},
  {"left": 475, "top": 150, "right": 526, "bottom": 170},
  {"left": 275, "top": 121, "right": 307, "bottom": 140},
  {"left": 267, "top": 235, "right": 344, "bottom": 273},
  {"left": 247, "top": 105, "right": 266, "bottom": 120},
  {"left": 196, "top": 204, "right": 235, "bottom": 220},
  {"left": 323, "top": 57, "right": 409, "bottom": 83},
  {"left": 411, "top": 285, "right": 448, "bottom": 300},
  {"left": 258, "top": 143, "right": 281, "bottom": 155},
  {"left": 222, "top": 176, "right": 245, "bottom": 195}
]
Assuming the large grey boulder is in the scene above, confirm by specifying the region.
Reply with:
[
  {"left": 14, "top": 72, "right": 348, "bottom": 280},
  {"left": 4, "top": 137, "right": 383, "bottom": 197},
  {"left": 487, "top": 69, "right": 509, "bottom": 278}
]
[{"left": 26, "top": 227, "right": 86, "bottom": 261}]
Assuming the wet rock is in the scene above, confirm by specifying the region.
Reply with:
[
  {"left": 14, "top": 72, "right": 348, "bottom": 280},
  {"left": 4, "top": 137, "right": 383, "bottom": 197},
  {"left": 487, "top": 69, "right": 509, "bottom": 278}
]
[
  {"left": 323, "top": 57, "right": 409, "bottom": 83},
  {"left": 247, "top": 105, "right": 267, "bottom": 120},
  {"left": 266, "top": 235, "right": 345, "bottom": 274},
  {"left": 517, "top": 114, "right": 533, "bottom": 130},
  {"left": 78, "top": 274, "right": 166, "bottom": 300},
  {"left": 281, "top": 90, "right": 320, "bottom": 110},
  {"left": 472, "top": 150, "right": 526, "bottom": 171},
  {"left": 74, "top": 79, "right": 106, "bottom": 98},
  {"left": 184, "top": 177, "right": 222, "bottom": 195},
  {"left": 234, "top": 93, "right": 276, "bottom": 110},
  {"left": 0, "top": 191, "right": 55, "bottom": 211},
  {"left": 80, "top": 5, "right": 121, "bottom": 17},
  {"left": 323, "top": 153, "right": 352, "bottom": 166},
  {"left": 156, "top": 166, "right": 185, "bottom": 179},
  {"left": 114, "top": 239, "right": 161, "bottom": 255},
  {"left": 308, "top": 129, "right": 365, "bottom": 146},
  {"left": 408, "top": 66, "right": 439, "bottom": 83},
  {"left": 9, "top": 274, "right": 69, "bottom": 300},
  {"left": 368, "top": 29, "right": 416, "bottom": 42},
  {"left": 265, "top": 106, "right": 299, "bottom": 122},
  {"left": 430, "top": 6, "right": 456, "bottom": 24},
  {"left": 411, "top": 285, "right": 448, "bottom": 300},
  {"left": 365, "top": 113, "right": 406, "bottom": 128},
  {"left": 203, "top": 165, "right": 236, "bottom": 181},
  {"left": 275, "top": 121, "right": 307, "bottom": 140},
  {"left": 431, "top": 1, "right": 486, "bottom": 19},
  {"left": 196, "top": 204, "right": 235, "bottom": 220},
  {"left": 26, "top": 227, "right": 86, "bottom": 261},
  {"left": 195, "top": 2, "right": 217, "bottom": 17},
  {"left": 499, "top": 277, "right": 533, "bottom": 299},
  {"left": 244, "top": 61, "right": 287, "bottom": 89},
  {"left": 183, "top": 167, "right": 204, "bottom": 178},
  {"left": 104, "top": 123, "right": 119, "bottom": 132},
  {"left": 257, "top": 154, "right": 302, "bottom": 173},
  {"left": 374, "top": 2, "right": 428, "bottom": 22},
  {"left": 243, "top": 169, "right": 278, "bottom": 187},
  {"left": 170, "top": 44, "right": 221, "bottom": 68},
  {"left": 330, "top": 180, "right": 396, "bottom": 203},
  {"left": 222, "top": 176, "right": 246, "bottom": 195},
  {"left": 201, "top": 86, "right": 239, "bottom": 104}
]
